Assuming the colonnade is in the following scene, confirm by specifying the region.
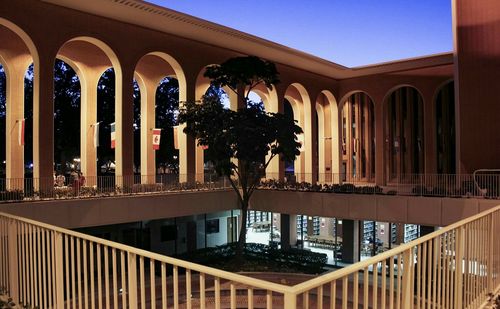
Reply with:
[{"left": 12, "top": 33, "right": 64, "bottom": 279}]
[{"left": 0, "top": 18, "right": 457, "bottom": 192}]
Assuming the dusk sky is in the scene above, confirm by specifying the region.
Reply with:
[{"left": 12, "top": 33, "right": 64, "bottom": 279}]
[{"left": 148, "top": 1, "right": 452, "bottom": 67}]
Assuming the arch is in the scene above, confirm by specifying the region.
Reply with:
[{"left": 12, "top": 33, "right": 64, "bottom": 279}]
[
  {"left": 194, "top": 65, "right": 238, "bottom": 181},
  {"left": 383, "top": 85, "right": 425, "bottom": 182},
  {"left": 251, "top": 83, "right": 279, "bottom": 113},
  {"left": 55, "top": 36, "right": 122, "bottom": 182},
  {"left": 381, "top": 84, "right": 425, "bottom": 107},
  {"left": 339, "top": 91, "right": 375, "bottom": 182},
  {"left": 195, "top": 65, "right": 236, "bottom": 107},
  {"left": 0, "top": 18, "right": 39, "bottom": 188},
  {"left": 284, "top": 83, "right": 313, "bottom": 182},
  {"left": 52, "top": 59, "right": 82, "bottom": 177},
  {"left": 315, "top": 90, "right": 339, "bottom": 183},
  {"left": 133, "top": 52, "right": 186, "bottom": 183},
  {"left": 0, "top": 18, "right": 39, "bottom": 66}
]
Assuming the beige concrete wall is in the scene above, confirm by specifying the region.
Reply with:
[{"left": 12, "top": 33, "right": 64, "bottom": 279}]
[
  {"left": 1, "top": 190, "right": 498, "bottom": 229},
  {"left": 251, "top": 190, "right": 500, "bottom": 227},
  {"left": 0, "top": 190, "right": 237, "bottom": 229}
]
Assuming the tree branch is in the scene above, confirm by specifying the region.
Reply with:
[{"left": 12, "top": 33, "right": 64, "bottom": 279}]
[
  {"left": 248, "top": 153, "right": 276, "bottom": 197},
  {"left": 227, "top": 175, "right": 244, "bottom": 207}
]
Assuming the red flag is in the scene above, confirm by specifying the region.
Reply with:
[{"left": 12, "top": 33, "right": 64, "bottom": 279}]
[
  {"left": 110, "top": 123, "right": 116, "bottom": 149},
  {"left": 152, "top": 128, "right": 161, "bottom": 150},
  {"left": 18, "top": 119, "right": 25, "bottom": 146},
  {"left": 173, "top": 126, "right": 179, "bottom": 150}
]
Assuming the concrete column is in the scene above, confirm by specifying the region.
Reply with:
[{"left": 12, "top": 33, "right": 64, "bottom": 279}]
[
  {"left": 395, "top": 91, "right": 403, "bottom": 180},
  {"left": 345, "top": 102, "right": 353, "bottom": 181},
  {"left": 341, "top": 219, "right": 360, "bottom": 264},
  {"left": 265, "top": 92, "right": 283, "bottom": 179},
  {"left": 423, "top": 88, "right": 438, "bottom": 174},
  {"left": 80, "top": 72, "right": 99, "bottom": 186},
  {"left": 374, "top": 100, "right": 385, "bottom": 185},
  {"left": 354, "top": 95, "right": 362, "bottom": 179},
  {"left": 280, "top": 213, "right": 296, "bottom": 250},
  {"left": 317, "top": 106, "right": 325, "bottom": 182},
  {"left": 180, "top": 78, "right": 196, "bottom": 183},
  {"left": 33, "top": 52, "right": 55, "bottom": 194},
  {"left": 115, "top": 66, "right": 135, "bottom": 186},
  {"left": 304, "top": 101, "right": 315, "bottom": 183},
  {"left": 5, "top": 64, "right": 26, "bottom": 189},
  {"left": 139, "top": 81, "right": 156, "bottom": 184},
  {"left": 363, "top": 99, "right": 371, "bottom": 180},
  {"left": 405, "top": 89, "right": 414, "bottom": 176}
]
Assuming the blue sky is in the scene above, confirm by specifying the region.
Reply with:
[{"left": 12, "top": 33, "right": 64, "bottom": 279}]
[{"left": 148, "top": 0, "right": 452, "bottom": 67}]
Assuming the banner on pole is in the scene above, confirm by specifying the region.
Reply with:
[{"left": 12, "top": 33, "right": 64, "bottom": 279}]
[
  {"left": 93, "top": 122, "right": 100, "bottom": 147},
  {"left": 173, "top": 126, "right": 179, "bottom": 150},
  {"left": 18, "top": 119, "right": 25, "bottom": 146},
  {"left": 110, "top": 122, "right": 116, "bottom": 149},
  {"left": 152, "top": 128, "right": 161, "bottom": 150}
]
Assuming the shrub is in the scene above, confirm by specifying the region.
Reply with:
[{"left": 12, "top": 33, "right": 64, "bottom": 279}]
[
  {"left": 175, "top": 242, "right": 327, "bottom": 274},
  {"left": 0, "top": 190, "right": 24, "bottom": 201}
]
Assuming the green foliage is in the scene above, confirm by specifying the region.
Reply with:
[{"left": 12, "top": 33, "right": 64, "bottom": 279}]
[
  {"left": 175, "top": 243, "right": 327, "bottom": 274},
  {"left": 204, "top": 56, "right": 279, "bottom": 94},
  {"left": 178, "top": 56, "right": 302, "bottom": 251}
]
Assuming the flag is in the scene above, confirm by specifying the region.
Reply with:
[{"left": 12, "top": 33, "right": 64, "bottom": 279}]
[
  {"left": 110, "top": 122, "right": 116, "bottom": 149},
  {"left": 93, "top": 122, "right": 100, "bottom": 147},
  {"left": 173, "top": 126, "right": 179, "bottom": 150},
  {"left": 152, "top": 128, "right": 161, "bottom": 150},
  {"left": 18, "top": 119, "right": 25, "bottom": 146}
]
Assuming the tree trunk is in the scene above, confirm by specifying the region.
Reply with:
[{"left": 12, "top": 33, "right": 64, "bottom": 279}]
[{"left": 236, "top": 197, "right": 249, "bottom": 257}]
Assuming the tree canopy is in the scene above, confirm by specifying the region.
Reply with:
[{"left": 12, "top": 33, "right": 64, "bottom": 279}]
[{"left": 178, "top": 56, "right": 303, "bottom": 252}]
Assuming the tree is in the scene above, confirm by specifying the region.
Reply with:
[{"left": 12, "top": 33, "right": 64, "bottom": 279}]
[{"left": 178, "top": 56, "right": 303, "bottom": 255}]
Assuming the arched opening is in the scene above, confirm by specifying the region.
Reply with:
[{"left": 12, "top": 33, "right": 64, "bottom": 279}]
[
  {"left": 340, "top": 92, "right": 375, "bottom": 182},
  {"left": 435, "top": 81, "right": 455, "bottom": 174},
  {"left": 0, "top": 20, "right": 37, "bottom": 191},
  {"left": 284, "top": 83, "right": 312, "bottom": 183},
  {"left": 134, "top": 53, "right": 186, "bottom": 184},
  {"left": 53, "top": 59, "right": 81, "bottom": 182},
  {"left": 97, "top": 68, "right": 116, "bottom": 177},
  {"left": 155, "top": 77, "right": 180, "bottom": 175},
  {"left": 315, "top": 91, "right": 339, "bottom": 183},
  {"left": 249, "top": 85, "right": 280, "bottom": 178},
  {"left": 57, "top": 37, "right": 122, "bottom": 186},
  {"left": 195, "top": 66, "right": 236, "bottom": 181},
  {"left": 384, "top": 86, "right": 424, "bottom": 182}
]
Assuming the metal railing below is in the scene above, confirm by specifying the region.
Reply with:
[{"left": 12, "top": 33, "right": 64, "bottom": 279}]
[
  {"left": 0, "top": 174, "right": 233, "bottom": 202},
  {"left": 1, "top": 205, "right": 500, "bottom": 308}
]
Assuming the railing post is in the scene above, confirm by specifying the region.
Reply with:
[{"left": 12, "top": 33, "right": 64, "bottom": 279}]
[
  {"left": 454, "top": 226, "right": 464, "bottom": 309},
  {"left": 283, "top": 291, "right": 297, "bottom": 309},
  {"left": 7, "top": 219, "right": 19, "bottom": 304},
  {"left": 128, "top": 252, "right": 138, "bottom": 308},
  {"left": 488, "top": 213, "right": 494, "bottom": 294},
  {"left": 54, "top": 231, "right": 64, "bottom": 309},
  {"left": 401, "top": 249, "right": 413, "bottom": 308}
]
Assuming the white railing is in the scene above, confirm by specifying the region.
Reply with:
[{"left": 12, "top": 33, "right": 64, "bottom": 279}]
[
  {"left": 287, "top": 204, "right": 500, "bottom": 308},
  {"left": 1, "top": 205, "right": 500, "bottom": 308},
  {"left": 0, "top": 211, "right": 289, "bottom": 309}
]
